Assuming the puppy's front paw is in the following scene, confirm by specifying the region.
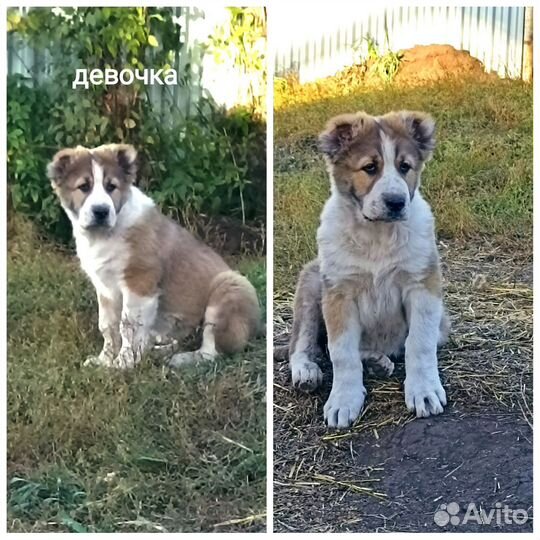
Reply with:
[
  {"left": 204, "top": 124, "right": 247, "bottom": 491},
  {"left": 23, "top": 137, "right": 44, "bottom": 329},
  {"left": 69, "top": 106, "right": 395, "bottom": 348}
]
[
  {"left": 324, "top": 383, "right": 366, "bottom": 429},
  {"left": 290, "top": 353, "right": 323, "bottom": 392},
  {"left": 110, "top": 348, "right": 136, "bottom": 369},
  {"left": 83, "top": 353, "right": 114, "bottom": 367},
  {"left": 404, "top": 370, "right": 446, "bottom": 418}
]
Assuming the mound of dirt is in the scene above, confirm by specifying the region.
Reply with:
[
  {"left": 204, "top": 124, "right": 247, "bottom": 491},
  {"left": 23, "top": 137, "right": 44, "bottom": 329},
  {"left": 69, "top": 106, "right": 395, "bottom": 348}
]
[
  {"left": 326, "top": 44, "right": 491, "bottom": 90},
  {"left": 395, "top": 44, "right": 488, "bottom": 84}
]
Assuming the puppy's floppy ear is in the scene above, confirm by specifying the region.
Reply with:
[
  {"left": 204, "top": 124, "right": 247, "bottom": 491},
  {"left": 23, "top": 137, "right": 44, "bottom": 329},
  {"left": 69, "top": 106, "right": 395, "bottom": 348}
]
[
  {"left": 115, "top": 144, "right": 137, "bottom": 178},
  {"left": 318, "top": 112, "right": 369, "bottom": 161},
  {"left": 47, "top": 148, "right": 77, "bottom": 185},
  {"left": 399, "top": 111, "right": 436, "bottom": 161},
  {"left": 105, "top": 144, "right": 138, "bottom": 183}
]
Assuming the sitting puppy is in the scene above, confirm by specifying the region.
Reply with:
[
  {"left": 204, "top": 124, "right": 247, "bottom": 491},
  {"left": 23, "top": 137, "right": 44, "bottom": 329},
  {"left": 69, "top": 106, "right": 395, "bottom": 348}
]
[
  {"left": 48, "top": 144, "right": 260, "bottom": 369},
  {"left": 288, "top": 111, "right": 449, "bottom": 428}
]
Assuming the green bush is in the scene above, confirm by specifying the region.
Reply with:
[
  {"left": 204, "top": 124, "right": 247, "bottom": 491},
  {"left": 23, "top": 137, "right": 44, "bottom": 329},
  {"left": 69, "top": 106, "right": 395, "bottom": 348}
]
[
  {"left": 141, "top": 107, "right": 265, "bottom": 225},
  {"left": 7, "top": 7, "right": 265, "bottom": 241},
  {"left": 7, "top": 75, "right": 69, "bottom": 238}
]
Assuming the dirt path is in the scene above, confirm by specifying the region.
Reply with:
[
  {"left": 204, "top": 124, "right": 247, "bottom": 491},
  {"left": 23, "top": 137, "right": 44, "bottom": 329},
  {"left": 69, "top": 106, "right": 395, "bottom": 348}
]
[
  {"left": 273, "top": 241, "right": 532, "bottom": 532},
  {"left": 274, "top": 410, "right": 531, "bottom": 532}
]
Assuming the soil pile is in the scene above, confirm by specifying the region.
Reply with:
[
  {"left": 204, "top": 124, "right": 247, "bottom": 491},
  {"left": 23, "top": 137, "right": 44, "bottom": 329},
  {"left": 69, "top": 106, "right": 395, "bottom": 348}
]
[{"left": 395, "top": 44, "right": 488, "bottom": 84}]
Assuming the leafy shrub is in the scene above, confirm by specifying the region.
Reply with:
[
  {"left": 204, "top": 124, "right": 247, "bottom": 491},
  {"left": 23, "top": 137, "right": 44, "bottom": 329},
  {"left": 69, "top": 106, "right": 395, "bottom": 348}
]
[
  {"left": 143, "top": 107, "right": 265, "bottom": 224},
  {"left": 352, "top": 33, "right": 403, "bottom": 83},
  {"left": 7, "top": 75, "right": 69, "bottom": 238},
  {"left": 209, "top": 7, "right": 267, "bottom": 115},
  {"left": 7, "top": 7, "right": 266, "bottom": 241}
]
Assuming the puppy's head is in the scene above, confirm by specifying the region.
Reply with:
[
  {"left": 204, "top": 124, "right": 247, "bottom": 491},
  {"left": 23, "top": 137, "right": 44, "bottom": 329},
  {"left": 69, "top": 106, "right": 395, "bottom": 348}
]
[
  {"left": 47, "top": 144, "right": 137, "bottom": 231},
  {"left": 319, "top": 110, "right": 435, "bottom": 222}
]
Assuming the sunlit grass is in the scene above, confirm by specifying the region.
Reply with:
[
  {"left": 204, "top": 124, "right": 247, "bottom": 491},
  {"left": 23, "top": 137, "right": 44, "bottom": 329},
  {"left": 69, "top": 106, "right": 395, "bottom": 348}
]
[{"left": 274, "top": 76, "right": 532, "bottom": 294}]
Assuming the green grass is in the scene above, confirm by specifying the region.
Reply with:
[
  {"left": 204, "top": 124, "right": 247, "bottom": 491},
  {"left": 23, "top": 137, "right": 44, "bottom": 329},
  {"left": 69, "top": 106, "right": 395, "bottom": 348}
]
[
  {"left": 7, "top": 217, "right": 266, "bottom": 533},
  {"left": 274, "top": 76, "right": 532, "bottom": 294}
]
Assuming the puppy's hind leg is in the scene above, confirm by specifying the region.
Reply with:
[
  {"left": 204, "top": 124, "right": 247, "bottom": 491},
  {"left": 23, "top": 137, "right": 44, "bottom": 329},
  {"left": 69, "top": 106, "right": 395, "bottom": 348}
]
[
  {"left": 361, "top": 351, "right": 395, "bottom": 378},
  {"left": 289, "top": 260, "right": 324, "bottom": 392},
  {"left": 168, "top": 318, "right": 218, "bottom": 367},
  {"left": 169, "top": 270, "right": 260, "bottom": 368}
]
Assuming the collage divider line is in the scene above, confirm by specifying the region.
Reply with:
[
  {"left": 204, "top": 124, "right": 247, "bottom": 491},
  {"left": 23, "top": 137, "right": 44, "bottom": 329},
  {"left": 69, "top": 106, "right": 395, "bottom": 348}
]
[{"left": 265, "top": 3, "right": 275, "bottom": 533}]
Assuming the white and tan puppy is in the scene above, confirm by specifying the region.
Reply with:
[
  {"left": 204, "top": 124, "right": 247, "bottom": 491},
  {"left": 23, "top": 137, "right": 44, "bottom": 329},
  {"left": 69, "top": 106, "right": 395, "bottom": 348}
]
[
  {"left": 48, "top": 144, "right": 260, "bottom": 369},
  {"left": 289, "top": 111, "right": 449, "bottom": 428}
]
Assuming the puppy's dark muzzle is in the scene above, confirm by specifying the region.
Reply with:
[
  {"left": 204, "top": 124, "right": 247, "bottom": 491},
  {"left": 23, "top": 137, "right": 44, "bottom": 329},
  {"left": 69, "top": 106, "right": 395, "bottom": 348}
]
[
  {"left": 88, "top": 205, "right": 111, "bottom": 228},
  {"left": 382, "top": 193, "right": 407, "bottom": 221}
]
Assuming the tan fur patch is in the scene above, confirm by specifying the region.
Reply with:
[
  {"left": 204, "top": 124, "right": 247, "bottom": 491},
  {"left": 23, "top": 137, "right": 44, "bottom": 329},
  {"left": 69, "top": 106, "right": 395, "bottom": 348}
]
[
  {"left": 421, "top": 265, "right": 443, "bottom": 297},
  {"left": 91, "top": 144, "right": 137, "bottom": 184},
  {"left": 122, "top": 207, "right": 231, "bottom": 331},
  {"left": 123, "top": 261, "right": 161, "bottom": 297},
  {"left": 379, "top": 110, "right": 436, "bottom": 162},
  {"left": 207, "top": 270, "right": 260, "bottom": 353},
  {"left": 322, "top": 287, "right": 349, "bottom": 340},
  {"left": 324, "top": 114, "right": 384, "bottom": 199},
  {"left": 399, "top": 260, "right": 443, "bottom": 298},
  {"left": 321, "top": 276, "right": 372, "bottom": 341},
  {"left": 332, "top": 162, "right": 382, "bottom": 199},
  {"left": 48, "top": 149, "right": 93, "bottom": 214}
]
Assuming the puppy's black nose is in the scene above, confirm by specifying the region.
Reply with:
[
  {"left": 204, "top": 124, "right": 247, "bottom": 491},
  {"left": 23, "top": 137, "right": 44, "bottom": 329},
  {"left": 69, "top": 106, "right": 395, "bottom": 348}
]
[
  {"left": 92, "top": 205, "right": 110, "bottom": 222},
  {"left": 383, "top": 193, "right": 406, "bottom": 213}
]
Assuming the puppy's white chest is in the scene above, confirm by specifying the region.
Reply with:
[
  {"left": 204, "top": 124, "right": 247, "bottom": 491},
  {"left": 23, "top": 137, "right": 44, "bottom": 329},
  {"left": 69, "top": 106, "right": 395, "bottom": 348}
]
[
  {"left": 356, "top": 269, "right": 408, "bottom": 354},
  {"left": 322, "top": 244, "right": 409, "bottom": 354},
  {"left": 357, "top": 269, "right": 403, "bottom": 317},
  {"left": 76, "top": 234, "right": 128, "bottom": 297}
]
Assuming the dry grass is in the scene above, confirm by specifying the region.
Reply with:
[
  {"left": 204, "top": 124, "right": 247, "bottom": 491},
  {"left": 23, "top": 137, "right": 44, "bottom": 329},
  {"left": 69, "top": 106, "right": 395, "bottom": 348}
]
[
  {"left": 7, "top": 216, "right": 267, "bottom": 533},
  {"left": 273, "top": 238, "right": 532, "bottom": 532}
]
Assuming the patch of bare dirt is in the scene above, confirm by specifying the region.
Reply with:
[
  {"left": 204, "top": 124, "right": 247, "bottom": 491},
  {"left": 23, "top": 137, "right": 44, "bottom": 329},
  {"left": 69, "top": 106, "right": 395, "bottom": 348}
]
[{"left": 274, "top": 414, "right": 532, "bottom": 533}]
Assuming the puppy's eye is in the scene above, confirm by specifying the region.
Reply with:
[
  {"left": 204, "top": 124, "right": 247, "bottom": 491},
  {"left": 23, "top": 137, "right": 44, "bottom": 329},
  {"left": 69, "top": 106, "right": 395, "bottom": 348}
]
[
  {"left": 362, "top": 163, "right": 377, "bottom": 175},
  {"left": 399, "top": 161, "right": 412, "bottom": 174},
  {"left": 78, "top": 182, "right": 90, "bottom": 193},
  {"left": 105, "top": 183, "right": 116, "bottom": 194}
]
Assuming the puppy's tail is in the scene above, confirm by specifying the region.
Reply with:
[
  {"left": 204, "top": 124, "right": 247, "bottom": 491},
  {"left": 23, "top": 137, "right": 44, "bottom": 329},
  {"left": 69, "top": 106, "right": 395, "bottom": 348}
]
[{"left": 205, "top": 270, "right": 261, "bottom": 354}]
